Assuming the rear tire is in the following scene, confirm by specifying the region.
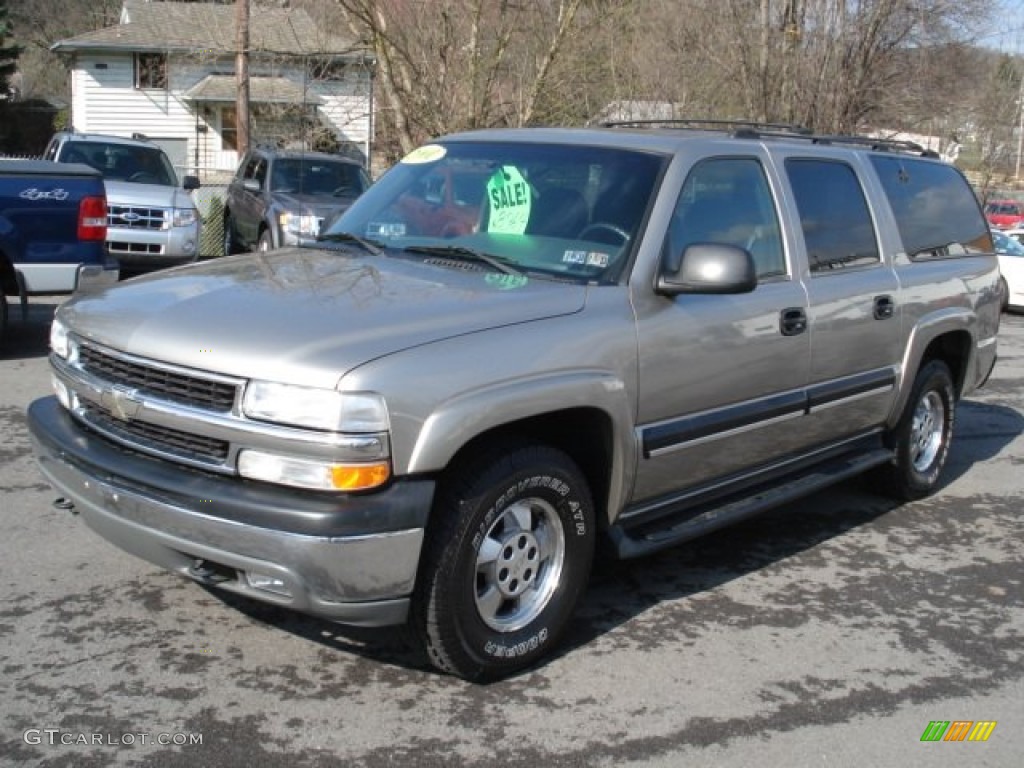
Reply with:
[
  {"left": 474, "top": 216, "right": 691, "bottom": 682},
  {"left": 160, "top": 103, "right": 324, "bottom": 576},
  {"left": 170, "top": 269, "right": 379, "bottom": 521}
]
[
  {"left": 411, "top": 441, "right": 595, "bottom": 681},
  {"left": 879, "top": 360, "right": 955, "bottom": 500},
  {"left": 1000, "top": 276, "right": 1009, "bottom": 312},
  {"left": 0, "top": 291, "right": 7, "bottom": 343}
]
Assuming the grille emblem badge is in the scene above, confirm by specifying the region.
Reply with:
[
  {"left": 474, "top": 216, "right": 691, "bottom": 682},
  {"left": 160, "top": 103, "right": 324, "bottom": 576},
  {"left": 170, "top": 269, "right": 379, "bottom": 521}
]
[{"left": 102, "top": 386, "right": 143, "bottom": 421}]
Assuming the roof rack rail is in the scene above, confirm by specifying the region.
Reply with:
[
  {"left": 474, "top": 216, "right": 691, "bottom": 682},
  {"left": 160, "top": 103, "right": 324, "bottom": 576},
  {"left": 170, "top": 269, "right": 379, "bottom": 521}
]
[
  {"left": 599, "top": 118, "right": 813, "bottom": 136},
  {"left": 599, "top": 117, "right": 942, "bottom": 158},
  {"left": 810, "top": 134, "right": 940, "bottom": 158}
]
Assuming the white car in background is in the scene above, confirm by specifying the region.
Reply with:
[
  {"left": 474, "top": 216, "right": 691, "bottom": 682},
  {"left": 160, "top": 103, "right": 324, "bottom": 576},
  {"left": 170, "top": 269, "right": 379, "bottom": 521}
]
[{"left": 990, "top": 228, "right": 1024, "bottom": 312}]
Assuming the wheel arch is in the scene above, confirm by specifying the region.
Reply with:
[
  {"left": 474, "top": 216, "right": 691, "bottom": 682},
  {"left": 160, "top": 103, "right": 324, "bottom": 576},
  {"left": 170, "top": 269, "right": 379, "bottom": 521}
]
[
  {"left": 404, "top": 373, "right": 636, "bottom": 530},
  {"left": 890, "top": 311, "right": 977, "bottom": 426},
  {"left": 435, "top": 408, "right": 617, "bottom": 533}
]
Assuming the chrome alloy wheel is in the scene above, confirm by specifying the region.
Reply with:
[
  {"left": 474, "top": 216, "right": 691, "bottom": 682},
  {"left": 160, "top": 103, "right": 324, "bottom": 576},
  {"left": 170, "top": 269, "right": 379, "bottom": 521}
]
[
  {"left": 475, "top": 497, "right": 566, "bottom": 632},
  {"left": 910, "top": 390, "right": 945, "bottom": 472}
]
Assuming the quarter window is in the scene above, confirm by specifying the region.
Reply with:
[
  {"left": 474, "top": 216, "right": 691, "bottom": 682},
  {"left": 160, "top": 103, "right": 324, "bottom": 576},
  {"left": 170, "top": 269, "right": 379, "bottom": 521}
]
[
  {"left": 785, "top": 159, "right": 879, "bottom": 273},
  {"left": 870, "top": 155, "right": 991, "bottom": 258},
  {"left": 134, "top": 53, "right": 167, "bottom": 90}
]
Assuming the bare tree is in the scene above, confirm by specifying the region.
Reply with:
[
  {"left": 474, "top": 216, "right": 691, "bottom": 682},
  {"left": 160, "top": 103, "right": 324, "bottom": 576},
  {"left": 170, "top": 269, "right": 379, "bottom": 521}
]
[{"left": 329, "top": 0, "right": 591, "bottom": 160}]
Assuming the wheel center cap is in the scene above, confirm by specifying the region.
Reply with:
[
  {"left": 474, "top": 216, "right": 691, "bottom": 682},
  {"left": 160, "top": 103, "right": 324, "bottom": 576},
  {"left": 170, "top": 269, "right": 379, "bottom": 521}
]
[{"left": 495, "top": 531, "right": 540, "bottom": 598}]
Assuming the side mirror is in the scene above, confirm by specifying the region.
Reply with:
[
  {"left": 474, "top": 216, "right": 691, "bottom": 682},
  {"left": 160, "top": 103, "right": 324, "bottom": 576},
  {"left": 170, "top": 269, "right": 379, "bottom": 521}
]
[
  {"left": 242, "top": 178, "right": 261, "bottom": 193},
  {"left": 183, "top": 175, "right": 201, "bottom": 191},
  {"left": 657, "top": 243, "right": 757, "bottom": 296}
]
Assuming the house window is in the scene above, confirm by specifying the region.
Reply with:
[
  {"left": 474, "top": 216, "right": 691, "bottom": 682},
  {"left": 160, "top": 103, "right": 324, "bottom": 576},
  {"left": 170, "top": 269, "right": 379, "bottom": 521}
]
[
  {"left": 308, "top": 59, "right": 350, "bottom": 82},
  {"left": 221, "top": 106, "right": 237, "bottom": 150},
  {"left": 135, "top": 53, "right": 167, "bottom": 90}
]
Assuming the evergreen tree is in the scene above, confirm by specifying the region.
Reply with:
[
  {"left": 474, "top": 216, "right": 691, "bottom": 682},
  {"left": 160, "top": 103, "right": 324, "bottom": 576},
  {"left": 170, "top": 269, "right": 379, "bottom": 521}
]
[{"left": 0, "top": 0, "right": 22, "bottom": 99}]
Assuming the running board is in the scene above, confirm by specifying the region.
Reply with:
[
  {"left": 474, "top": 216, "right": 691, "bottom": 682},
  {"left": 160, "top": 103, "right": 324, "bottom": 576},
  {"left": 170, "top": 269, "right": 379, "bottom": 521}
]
[{"left": 608, "top": 448, "right": 894, "bottom": 559}]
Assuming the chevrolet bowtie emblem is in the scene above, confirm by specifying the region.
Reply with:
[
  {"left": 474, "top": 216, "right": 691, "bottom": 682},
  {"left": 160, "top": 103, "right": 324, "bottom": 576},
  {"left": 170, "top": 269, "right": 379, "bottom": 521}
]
[{"left": 101, "top": 386, "right": 143, "bottom": 421}]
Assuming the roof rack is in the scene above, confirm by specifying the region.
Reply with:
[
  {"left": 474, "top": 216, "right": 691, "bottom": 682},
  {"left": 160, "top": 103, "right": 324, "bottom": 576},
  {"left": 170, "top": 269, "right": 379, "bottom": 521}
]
[
  {"left": 809, "top": 134, "right": 940, "bottom": 158},
  {"left": 600, "top": 118, "right": 941, "bottom": 158},
  {"left": 599, "top": 118, "right": 812, "bottom": 135}
]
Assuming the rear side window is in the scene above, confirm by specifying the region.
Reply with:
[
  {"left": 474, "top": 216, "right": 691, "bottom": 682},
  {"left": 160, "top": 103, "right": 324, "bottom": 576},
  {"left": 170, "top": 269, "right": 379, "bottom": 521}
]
[
  {"left": 785, "top": 159, "right": 879, "bottom": 273},
  {"left": 871, "top": 156, "right": 991, "bottom": 258}
]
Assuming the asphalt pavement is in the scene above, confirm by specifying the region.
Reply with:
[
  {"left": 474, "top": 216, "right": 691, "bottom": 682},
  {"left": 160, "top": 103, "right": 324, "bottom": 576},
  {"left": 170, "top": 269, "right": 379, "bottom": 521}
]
[{"left": 1, "top": 297, "right": 1021, "bottom": 767}]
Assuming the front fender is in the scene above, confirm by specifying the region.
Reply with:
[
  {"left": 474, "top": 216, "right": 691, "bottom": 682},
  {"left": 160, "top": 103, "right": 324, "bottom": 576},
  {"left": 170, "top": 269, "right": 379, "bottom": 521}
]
[{"left": 406, "top": 370, "right": 637, "bottom": 526}]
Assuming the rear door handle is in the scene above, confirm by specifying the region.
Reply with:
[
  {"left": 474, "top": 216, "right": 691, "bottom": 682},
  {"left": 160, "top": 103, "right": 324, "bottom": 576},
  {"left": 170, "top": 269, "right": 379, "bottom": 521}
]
[
  {"left": 780, "top": 307, "right": 807, "bottom": 336},
  {"left": 874, "top": 294, "right": 895, "bottom": 320}
]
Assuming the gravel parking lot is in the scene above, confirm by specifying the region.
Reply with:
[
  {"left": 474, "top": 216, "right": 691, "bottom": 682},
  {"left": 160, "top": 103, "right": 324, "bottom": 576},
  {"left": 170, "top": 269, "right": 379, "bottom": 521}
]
[{"left": 1, "top": 297, "right": 1022, "bottom": 767}]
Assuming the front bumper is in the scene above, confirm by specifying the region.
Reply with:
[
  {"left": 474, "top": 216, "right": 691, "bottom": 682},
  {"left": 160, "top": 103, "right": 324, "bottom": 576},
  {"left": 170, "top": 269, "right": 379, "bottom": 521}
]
[
  {"left": 29, "top": 397, "right": 433, "bottom": 626},
  {"left": 107, "top": 221, "right": 201, "bottom": 270}
]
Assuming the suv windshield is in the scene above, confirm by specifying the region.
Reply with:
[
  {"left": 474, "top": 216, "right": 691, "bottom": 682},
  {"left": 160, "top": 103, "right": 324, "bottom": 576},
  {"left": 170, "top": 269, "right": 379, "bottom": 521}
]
[
  {"left": 60, "top": 141, "right": 178, "bottom": 187},
  {"left": 270, "top": 158, "right": 369, "bottom": 197},
  {"left": 321, "top": 141, "right": 665, "bottom": 284}
]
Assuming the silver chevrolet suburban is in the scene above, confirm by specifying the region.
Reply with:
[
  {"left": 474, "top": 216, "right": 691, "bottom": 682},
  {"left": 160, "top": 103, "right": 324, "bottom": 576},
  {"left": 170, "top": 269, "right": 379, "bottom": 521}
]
[{"left": 29, "top": 122, "right": 1002, "bottom": 681}]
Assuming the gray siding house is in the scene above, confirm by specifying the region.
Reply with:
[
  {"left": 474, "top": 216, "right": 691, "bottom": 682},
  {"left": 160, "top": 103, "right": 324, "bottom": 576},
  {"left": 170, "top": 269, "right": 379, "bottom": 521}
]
[{"left": 51, "top": 1, "right": 374, "bottom": 177}]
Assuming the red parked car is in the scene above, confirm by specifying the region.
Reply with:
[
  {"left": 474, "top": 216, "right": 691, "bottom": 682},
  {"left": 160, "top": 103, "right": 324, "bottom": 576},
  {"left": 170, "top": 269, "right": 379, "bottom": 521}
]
[{"left": 984, "top": 199, "right": 1024, "bottom": 229}]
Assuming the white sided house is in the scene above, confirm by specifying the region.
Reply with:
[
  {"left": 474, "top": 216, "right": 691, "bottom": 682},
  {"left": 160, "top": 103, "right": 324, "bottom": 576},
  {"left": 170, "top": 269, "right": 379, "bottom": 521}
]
[{"left": 51, "top": 0, "right": 374, "bottom": 179}]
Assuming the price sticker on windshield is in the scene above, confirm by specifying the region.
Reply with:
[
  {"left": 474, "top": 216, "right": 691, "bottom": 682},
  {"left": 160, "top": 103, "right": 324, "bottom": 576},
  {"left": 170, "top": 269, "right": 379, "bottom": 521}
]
[{"left": 486, "top": 166, "right": 532, "bottom": 235}]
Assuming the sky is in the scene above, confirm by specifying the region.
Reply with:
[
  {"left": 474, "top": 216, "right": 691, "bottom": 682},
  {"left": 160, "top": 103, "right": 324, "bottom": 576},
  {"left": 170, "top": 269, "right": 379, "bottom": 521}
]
[{"left": 986, "top": 1, "right": 1024, "bottom": 52}]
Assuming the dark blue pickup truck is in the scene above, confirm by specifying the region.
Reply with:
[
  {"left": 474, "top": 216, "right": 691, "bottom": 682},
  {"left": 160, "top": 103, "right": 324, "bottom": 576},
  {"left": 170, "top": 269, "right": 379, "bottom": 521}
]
[{"left": 1, "top": 159, "right": 118, "bottom": 341}]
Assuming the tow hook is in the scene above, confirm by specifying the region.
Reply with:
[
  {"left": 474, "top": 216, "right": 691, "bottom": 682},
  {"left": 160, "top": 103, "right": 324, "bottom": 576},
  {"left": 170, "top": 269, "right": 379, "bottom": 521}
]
[
  {"left": 188, "top": 558, "right": 232, "bottom": 584},
  {"left": 53, "top": 497, "right": 77, "bottom": 515}
]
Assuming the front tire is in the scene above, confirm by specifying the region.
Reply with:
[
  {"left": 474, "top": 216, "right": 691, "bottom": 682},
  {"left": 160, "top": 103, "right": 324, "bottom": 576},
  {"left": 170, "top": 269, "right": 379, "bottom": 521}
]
[
  {"left": 411, "top": 442, "right": 595, "bottom": 681},
  {"left": 223, "top": 213, "right": 239, "bottom": 256},
  {"left": 258, "top": 229, "right": 274, "bottom": 252},
  {"left": 880, "top": 360, "right": 955, "bottom": 500}
]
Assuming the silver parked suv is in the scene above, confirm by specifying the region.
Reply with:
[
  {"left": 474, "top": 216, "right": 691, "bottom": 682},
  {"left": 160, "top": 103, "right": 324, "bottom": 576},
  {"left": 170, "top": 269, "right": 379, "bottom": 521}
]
[
  {"left": 30, "top": 121, "right": 1002, "bottom": 681},
  {"left": 45, "top": 132, "right": 202, "bottom": 272}
]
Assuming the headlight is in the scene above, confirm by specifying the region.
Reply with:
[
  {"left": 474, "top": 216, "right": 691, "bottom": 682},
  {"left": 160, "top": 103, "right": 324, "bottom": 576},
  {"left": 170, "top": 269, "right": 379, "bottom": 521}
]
[
  {"left": 238, "top": 450, "right": 390, "bottom": 492},
  {"left": 50, "top": 317, "right": 69, "bottom": 359},
  {"left": 242, "top": 381, "right": 389, "bottom": 432},
  {"left": 280, "top": 212, "right": 319, "bottom": 237},
  {"left": 172, "top": 207, "right": 198, "bottom": 228}
]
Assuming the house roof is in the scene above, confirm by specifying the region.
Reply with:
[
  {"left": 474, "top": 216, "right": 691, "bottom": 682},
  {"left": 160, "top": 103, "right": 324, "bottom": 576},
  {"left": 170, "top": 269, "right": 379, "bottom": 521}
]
[
  {"left": 185, "top": 74, "right": 323, "bottom": 105},
  {"left": 51, "top": 0, "right": 366, "bottom": 58}
]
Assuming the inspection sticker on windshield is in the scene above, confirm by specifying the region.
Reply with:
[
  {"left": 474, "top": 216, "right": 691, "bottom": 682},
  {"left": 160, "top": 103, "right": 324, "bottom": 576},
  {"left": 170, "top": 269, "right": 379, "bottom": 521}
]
[
  {"left": 367, "top": 221, "right": 406, "bottom": 238},
  {"left": 401, "top": 144, "right": 447, "bottom": 164},
  {"left": 486, "top": 166, "right": 532, "bottom": 234},
  {"left": 563, "top": 250, "right": 609, "bottom": 267}
]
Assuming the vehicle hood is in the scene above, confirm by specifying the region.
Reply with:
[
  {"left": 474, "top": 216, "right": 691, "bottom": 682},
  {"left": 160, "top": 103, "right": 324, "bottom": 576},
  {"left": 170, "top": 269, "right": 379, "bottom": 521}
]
[
  {"left": 59, "top": 248, "right": 587, "bottom": 389},
  {"left": 104, "top": 180, "right": 195, "bottom": 210},
  {"left": 273, "top": 191, "right": 358, "bottom": 218}
]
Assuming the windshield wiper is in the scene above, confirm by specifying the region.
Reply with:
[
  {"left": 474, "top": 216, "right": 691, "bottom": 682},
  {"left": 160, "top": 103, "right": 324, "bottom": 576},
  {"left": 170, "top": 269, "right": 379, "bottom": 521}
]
[
  {"left": 402, "top": 245, "right": 523, "bottom": 276},
  {"left": 316, "top": 231, "right": 383, "bottom": 255}
]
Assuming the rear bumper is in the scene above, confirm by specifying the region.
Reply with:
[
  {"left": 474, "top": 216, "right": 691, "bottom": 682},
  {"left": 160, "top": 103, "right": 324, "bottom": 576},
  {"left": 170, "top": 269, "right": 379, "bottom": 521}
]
[
  {"left": 14, "top": 262, "right": 118, "bottom": 294},
  {"left": 29, "top": 396, "right": 433, "bottom": 626}
]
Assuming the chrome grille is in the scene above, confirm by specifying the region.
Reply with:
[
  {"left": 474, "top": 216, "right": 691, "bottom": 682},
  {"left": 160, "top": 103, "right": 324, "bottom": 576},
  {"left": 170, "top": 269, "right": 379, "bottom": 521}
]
[
  {"left": 78, "top": 344, "right": 238, "bottom": 412},
  {"left": 80, "top": 402, "right": 229, "bottom": 464},
  {"left": 108, "top": 205, "right": 167, "bottom": 231}
]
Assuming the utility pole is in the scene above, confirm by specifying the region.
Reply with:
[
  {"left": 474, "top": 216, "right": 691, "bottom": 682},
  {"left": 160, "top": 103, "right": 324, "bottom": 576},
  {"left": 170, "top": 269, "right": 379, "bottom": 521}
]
[
  {"left": 1016, "top": 66, "right": 1024, "bottom": 179},
  {"left": 236, "top": 0, "right": 250, "bottom": 156}
]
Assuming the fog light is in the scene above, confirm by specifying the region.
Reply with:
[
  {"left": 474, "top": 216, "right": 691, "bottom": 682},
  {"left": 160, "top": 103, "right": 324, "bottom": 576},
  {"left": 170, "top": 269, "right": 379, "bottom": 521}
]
[
  {"left": 52, "top": 375, "right": 71, "bottom": 409},
  {"left": 245, "top": 571, "right": 291, "bottom": 596}
]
